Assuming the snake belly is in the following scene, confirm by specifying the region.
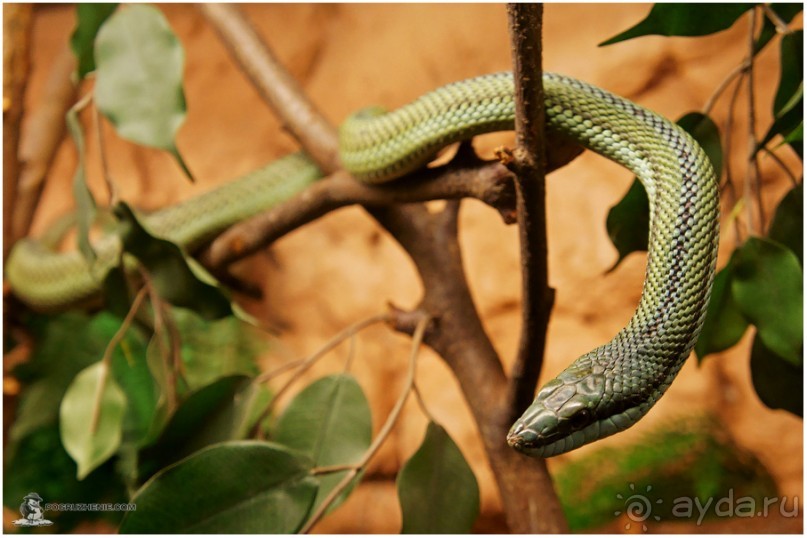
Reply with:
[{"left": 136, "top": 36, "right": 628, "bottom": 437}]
[{"left": 7, "top": 73, "right": 719, "bottom": 456}]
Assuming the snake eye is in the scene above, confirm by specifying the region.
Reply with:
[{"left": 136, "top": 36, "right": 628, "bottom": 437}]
[{"left": 568, "top": 409, "right": 591, "bottom": 429}]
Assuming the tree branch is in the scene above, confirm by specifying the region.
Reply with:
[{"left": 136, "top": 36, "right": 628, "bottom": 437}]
[
  {"left": 375, "top": 203, "right": 568, "bottom": 533},
  {"left": 201, "top": 160, "right": 518, "bottom": 269},
  {"left": 197, "top": 3, "right": 340, "bottom": 173},
  {"left": 3, "top": 4, "right": 32, "bottom": 261},
  {"left": 11, "top": 47, "right": 77, "bottom": 244},
  {"left": 504, "top": 4, "right": 555, "bottom": 419}
]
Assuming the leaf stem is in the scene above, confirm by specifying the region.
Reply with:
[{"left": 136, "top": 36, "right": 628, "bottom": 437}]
[{"left": 91, "top": 285, "right": 148, "bottom": 433}]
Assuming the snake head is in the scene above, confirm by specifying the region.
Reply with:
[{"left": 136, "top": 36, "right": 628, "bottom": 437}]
[{"left": 507, "top": 353, "right": 648, "bottom": 458}]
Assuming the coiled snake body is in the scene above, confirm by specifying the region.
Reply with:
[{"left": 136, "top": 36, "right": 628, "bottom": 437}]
[{"left": 6, "top": 72, "right": 719, "bottom": 456}]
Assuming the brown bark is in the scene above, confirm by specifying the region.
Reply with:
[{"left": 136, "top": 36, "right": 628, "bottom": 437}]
[
  {"left": 3, "top": 4, "right": 32, "bottom": 261},
  {"left": 11, "top": 47, "right": 76, "bottom": 243},
  {"left": 504, "top": 3, "right": 556, "bottom": 418}
]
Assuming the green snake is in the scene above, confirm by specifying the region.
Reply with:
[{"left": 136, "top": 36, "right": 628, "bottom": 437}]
[{"left": 6, "top": 72, "right": 719, "bottom": 456}]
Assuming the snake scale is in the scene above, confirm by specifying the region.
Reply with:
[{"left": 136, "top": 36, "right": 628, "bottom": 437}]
[{"left": 6, "top": 72, "right": 719, "bottom": 456}]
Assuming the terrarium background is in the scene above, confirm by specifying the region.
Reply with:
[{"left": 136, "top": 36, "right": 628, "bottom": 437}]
[{"left": 5, "top": 3, "right": 802, "bottom": 532}]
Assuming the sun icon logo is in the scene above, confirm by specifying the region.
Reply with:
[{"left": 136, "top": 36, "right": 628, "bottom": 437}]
[{"left": 614, "top": 483, "right": 663, "bottom": 532}]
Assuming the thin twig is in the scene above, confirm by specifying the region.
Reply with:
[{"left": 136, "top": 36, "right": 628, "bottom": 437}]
[
  {"left": 703, "top": 60, "right": 749, "bottom": 116},
  {"left": 90, "top": 286, "right": 148, "bottom": 432},
  {"left": 745, "top": 8, "right": 765, "bottom": 234},
  {"left": 504, "top": 3, "right": 555, "bottom": 419},
  {"left": 256, "top": 312, "right": 391, "bottom": 386},
  {"left": 413, "top": 382, "right": 438, "bottom": 424},
  {"left": 343, "top": 334, "right": 357, "bottom": 373},
  {"left": 140, "top": 264, "right": 182, "bottom": 409},
  {"left": 300, "top": 315, "right": 430, "bottom": 534},
  {"left": 256, "top": 356, "right": 308, "bottom": 384},
  {"left": 93, "top": 104, "right": 119, "bottom": 206},
  {"left": 252, "top": 313, "right": 393, "bottom": 437},
  {"left": 761, "top": 146, "right": 799, "bottom": 186},
  {"left": 722, "top": 69, "right": 746, "bottom": 247},
  {"left": 762, "top": 4, "right": 793, "bottom": 35},
  {"left": 310, "top": 463, "right": 355, "bottom": 476}
]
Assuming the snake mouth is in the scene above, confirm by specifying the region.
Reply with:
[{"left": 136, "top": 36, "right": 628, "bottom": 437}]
[
  {"left": 507, "top": 422, "right": 593, "bottom": 458},
  {"left": 507, "top": 401, "right": 654, "bottom": 458}
]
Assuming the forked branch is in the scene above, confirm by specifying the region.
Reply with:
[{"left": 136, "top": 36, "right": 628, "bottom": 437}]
[{"left": 200, "top": 3, "right": 570, "bottom": 532}]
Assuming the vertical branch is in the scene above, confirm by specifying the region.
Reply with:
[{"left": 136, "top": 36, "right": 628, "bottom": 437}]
[
  {"left": 745, "top": 8, "right": 765, "bottom": 234},
  {"left": 373, "top": 204, "right": 569, "bottom": 533},
  {"left": 504, "top": 4, "right": 555, "bottom": 416},
  {"left": 11, "top": 47, "right": 76, "bottom": 244},
  {"left": 3, "top": 4, "right": 32, "bottom": 261}
]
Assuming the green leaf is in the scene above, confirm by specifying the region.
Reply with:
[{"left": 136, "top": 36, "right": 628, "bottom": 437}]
[
  {"left": 172, "top": 307, "right": 264, "bottom": 391},
  {"left": 114, "top": 202, "right": 232, "bottom": 320},
  {"left": 606, "top": 178, "right": 649, "bottom": 269},
  {"left": 781, "top": 120, "right": 803, "bottom": 156},
  {"left": 750, "top": 333, "right": 802, "bottom": 416},
  {"left": 774, "top": 30, "right": 803, "bottom": 116},
  {"left": 759, "top": 29, "right": 803, "bottom": 159},
  {"left": 141, "top": 376, "right": 257, "bottom": 474},
  {"left": 121, "top": 441, "right": 318, "bottom": 533},
  {"left": 9, "top": 314, "right": 100, "bottom": 444},
  {"left": 731, "top": 237, "right": 803, "bottom": 364},
  {"left": 59, "top": 361, "right": 127, "bottom": 479},
  {"left": 94, "top": 4, "right": 194, "bottom": 180},
  {"left": 397, "top": 422, "right": 480, "bottom": 533},
  {"left": 677, "top": 112, "right": 723, "bottom": 177},
  {"left": 66, "top": 100, "right": 97, "bottom": 264},
  {"left": 274, "top": 374, "right": 372, "bottom": 513},
  {"left": 70, "top": 3, "right": 118, "bottom": 79},
  {"left": 10, "top": 313, "right": 139, "bottom": 447},
  {"left": 600, "top": 4, "right": 753, "bottom": 46},
  {"left": 768, "top": 183, "right": 803, "bottom": 265},
  {"left": 694, "top": 262, "right": 749, "bottom": 361},
  {"left": 759, "top": 87, "right": 803, "bottom": 156},
  {"left": 109, "top": 331, "right": 160, "bottom": 447},
  {"left": 754, "top": 4, "right": 803, "bottom": 54},
  {"left": 140, "top": 335, "right": 173, "bottom": 446}
]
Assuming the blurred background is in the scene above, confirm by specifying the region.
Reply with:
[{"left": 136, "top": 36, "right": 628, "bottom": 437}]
[{"left": 4, "top": 3, "right": 802, "bottom": 533}]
